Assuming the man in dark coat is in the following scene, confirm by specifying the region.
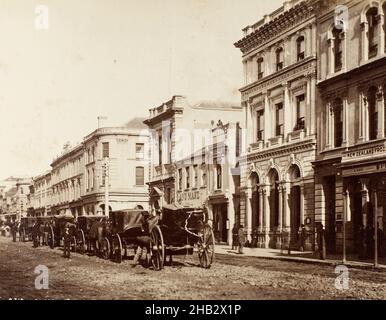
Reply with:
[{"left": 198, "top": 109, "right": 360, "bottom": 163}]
[
  {"left": 10, "top": 219, "right": 17, "bottom": 242},
  {"left": 63, "top": 224, "right": 71, "bottom": 258},
  {"left": 238, "top": 225, "right": 245, "bottom": 254},
  {"left": 299, "top": 224, "right": 307, "bottom": 252},
  {"left": 231, "top": 224, "right": 238, "bottom": 250}
]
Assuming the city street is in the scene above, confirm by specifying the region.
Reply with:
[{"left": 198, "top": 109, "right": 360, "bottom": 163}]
[{"left": 0, "top": 236, "right": 385, "bottom": 300}]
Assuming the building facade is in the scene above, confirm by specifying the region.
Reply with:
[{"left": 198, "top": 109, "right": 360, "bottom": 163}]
[
  {"left": 234, "top": 0, "right": 318, "bottom": 249},
  {"left": 174, "top": 121, "right": 241, "bottom": 244},
  {"left": 314, "top": 0, "right": 386, "bottom": 255},
  {"left": 143, "top": 95, "right": 242, "bottom": 218},
  {"left": 47, "top": 119, "right": 150, "bottom": 217}
]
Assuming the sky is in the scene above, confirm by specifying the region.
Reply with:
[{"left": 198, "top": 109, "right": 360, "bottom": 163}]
[{"left": 0, "top": 0, "right": 284, "bottom": 179}]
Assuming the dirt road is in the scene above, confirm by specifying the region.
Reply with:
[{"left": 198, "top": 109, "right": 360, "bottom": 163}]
[{"left": 0, "top": 236, "right": 385, "bottom": 300}]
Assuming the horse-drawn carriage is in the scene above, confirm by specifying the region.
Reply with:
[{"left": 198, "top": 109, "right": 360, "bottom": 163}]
[
  {"left": 103, "top": 205, "right": 215, "bottom": 270},
  {"left": 19, "top": 216, "right": 37, "bottom": 242},
  {"left": 160, "top": 204, "right": 215, "bottom": 269},
  {"left": 51, "top": 214, "right": 77, "bottom": 249},
  {"left": 106, "top": 209, "right": 164, "bottom": 270},
  {"left": 74, "top": 215, "right": 108, "bottom": 255}
]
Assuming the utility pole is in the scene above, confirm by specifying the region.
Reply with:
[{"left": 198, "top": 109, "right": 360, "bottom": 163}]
[
  {"left": 374, "top": 189, "right": 379, "bottom": 268},
  {"left": 342, "top": 190, "right": 347, "bottom": 264},
  {"left": 103, "top": 158, "right": 109, "bottom": 216}
]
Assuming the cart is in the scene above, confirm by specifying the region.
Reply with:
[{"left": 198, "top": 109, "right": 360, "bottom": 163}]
[
  {"left": 160, "top": 204, "right": 215, "bottom": 269},
  {"left": 52, "top": 214, "right": 77, "bottom": 250},
  {"left": 75, "top": 215, "right": 108, "bottom": 255},
  {"left": 107, "top": 209, "right": 165, "bottom": 270},
  {"left": 19, "top": 216, "right": 37, "bottom": 242}
]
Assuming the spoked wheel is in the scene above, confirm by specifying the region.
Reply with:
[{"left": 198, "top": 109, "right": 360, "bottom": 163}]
[
  {"left": 149, "top": 226, "right": 164, "bottom": 271},
  {"left": 47, "top": 227, "right": 55, "bottom": 249},
  {"left": 100, "top": 238, "right": 111, "bottom": 260},
  {"left": 70, "top": 236, "right": 77, "bottom": 253},
  {"left": 112, "top": 234, "right": 122, "bottom": 263},
  {"left": 76, "top": 230, "right": 86, "bottom": 254},
  {"left": 197, "top": 224, "right": 215, "bottom": 269}
]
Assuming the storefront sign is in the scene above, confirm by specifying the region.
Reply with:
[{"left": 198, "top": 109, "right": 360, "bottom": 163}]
[
  {"left": 177, "top": 190, "right": 201, "bottom": 203},
  {"left": 342, "top": 162, "right": 386, "bottom": 177},
  {"left": 343, "top": 145, "right": 386, "bottom": 161}
]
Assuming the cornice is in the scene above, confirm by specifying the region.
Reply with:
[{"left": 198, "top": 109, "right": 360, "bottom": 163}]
[{"left": 234, "top": 0, "right": 317, "bottom": 54}]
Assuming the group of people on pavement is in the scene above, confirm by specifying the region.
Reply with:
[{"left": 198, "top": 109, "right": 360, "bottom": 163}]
[{"left": 231, "top": 224, "right": 246, "bottom": 254}]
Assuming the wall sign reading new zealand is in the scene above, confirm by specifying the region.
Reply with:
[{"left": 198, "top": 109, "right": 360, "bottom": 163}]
[{"left": 343, "top": 145, "right": 386, "bottom": 161}]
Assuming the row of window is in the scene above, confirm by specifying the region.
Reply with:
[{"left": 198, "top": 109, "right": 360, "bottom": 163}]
[
  {"left": 255, "top": 36, "right": 306, "bottom": 81},
  {"left": 255, "top": 94, "right": 305, "bottom": 142},
  {"left": 330, "top": 6, "right": 386, "bottom": 75},
  {"left": 177, "top": 164, "right": 222, "bottom": 191},
  {"left": 85, "top": 166, "right": 145, "bottom": 190},
  {"left": 328, "top": 86, "right": 383, "bottom": 149}
]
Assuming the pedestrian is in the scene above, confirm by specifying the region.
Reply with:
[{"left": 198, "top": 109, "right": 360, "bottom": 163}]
[
  {"left": 299, "top": 224, "right": 307, "bottom": 252},
  {"left": 10, "top": 219, "right": 17, "bottom": 242},
  {"left": 231, "top": 224, "right": 238, "bottom": 251},
  {"left": 357, "top": 224, "right": 365, "bottom": 260},
  {"left": 237, "top": 225, "right": 245, "bottom": 254},
  {"left": 63, "top": 224, "right": 71, "bottom": 259},
  {"left": 316, "top": 223, "right": 326, "bottom": 260},
  {"left": 32, "top": 221, "right": 40, "bottom": 248}
]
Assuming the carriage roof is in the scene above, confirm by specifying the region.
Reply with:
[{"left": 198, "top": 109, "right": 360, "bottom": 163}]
[
  {"left": 110, "top": 209, "right": 149, "bottom": 233},
  {"left": 161, "top": 204, "right": 205, "bottom": 231},
  {"left": 20, "top": 216, "right": 37, "bottom": 227}
]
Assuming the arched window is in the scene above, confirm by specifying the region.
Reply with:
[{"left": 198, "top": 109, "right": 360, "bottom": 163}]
[
  {"left": 368, "top": 86, "right": 378, "bottom": 140},
  {"left": 296, "top": 36, "right": 305, "bottom": 61},
  {"left": 275, "top": 47, "right": 284, "bottom": 71},
  {"left": 367, "top": 8, "right": 379, "bottom": 58},
  {"left": 332, "top": 27, "right": 343, "bottom": 72},
  {"left": 257, "top": 57, "right": 264, "bottom": 80},
  {"left": 333, "top": 98, "right": 343, "bottom": 148},
  {"left": 216, "top": 164, "right": 222, "bottom": 189}
]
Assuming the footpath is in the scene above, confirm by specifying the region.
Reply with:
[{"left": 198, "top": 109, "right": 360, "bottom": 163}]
[{"left": 216, "top": 245, "right": 386, "bottom": 271}]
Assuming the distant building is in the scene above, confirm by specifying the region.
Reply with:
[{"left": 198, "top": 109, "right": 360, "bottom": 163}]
[{"left": 30, "top": 118, "right": 150, "bottom": 217}]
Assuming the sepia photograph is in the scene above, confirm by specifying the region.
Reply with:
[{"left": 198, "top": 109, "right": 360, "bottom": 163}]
[{"left": 0, "top": 0, "right": 385, "bottom": 309}]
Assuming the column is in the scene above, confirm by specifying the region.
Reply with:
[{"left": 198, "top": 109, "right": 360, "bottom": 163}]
[
  {"left": 246, "top": 188, "right": 253, "bottom": 242},
  {"left": 283, "top": 83, "right": 292, "bottom": 137},
  {"left": 360, "top": 22, "right": 369, "bottom": 63},
  {"left": 358, "top": 92, "right": 364, "bottom": 142},
  {"left": 278, "top": 186, "right": 283, "bottom": 232},
  {"left": 341, "top": 32, "right": 347, "bottom": 70},
  {"left": 360, "top": 178, "right": 370, "bottom": 227},
  {"left": 377, "top": 86, "right": 385, "bottom": 139},
  {"left": 342, "top": 97, "right": 348, "bottom": 145},
  {"left": 227, "top": 200, "right": 235, "bottom": 246},
  {"left": 263, "top": 186, "right": 271, "bottom": 248},
  {"left": 263, "top": 93, "right": 271, "bottom": 140},
  {"left": 327, "top": 38, "right": 334, "bottom": 76},
  {"left": 306, "top": 24, "right": 312, "bottom": 57},
  {"left": 378, "top": 12, "right": 385, "bottom": 55},
  {"left": 306, "top": 77, "right": 311, "bottom": 135},
  {"left": 242, "top": 60, "right": 247, "bottom": 86},
  {"left": 325, "top": 102, "right": 332, "bottom": 149},
  {"left": 310, "top": 74, "right": 316, "bottom": 135},
  {"left": 283, "top": 183, "right": 291, "bottom": 231},
  {"left": 300, "top": 184, "right": 305, "bottom": 226},
  {"left": 258, "top": 188, "right": 264, "bottom": 233},
  {"left": 246, "top": 100, "right": 253, "bottom": 146}
]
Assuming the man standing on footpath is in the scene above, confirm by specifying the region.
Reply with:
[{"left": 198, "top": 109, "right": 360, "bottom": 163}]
[{"left": 238, "top": 225, "right": 245, "bottom": 254}]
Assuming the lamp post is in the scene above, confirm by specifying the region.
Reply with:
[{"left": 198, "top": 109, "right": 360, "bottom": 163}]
[
  {"left": 103, "top": 158, "right": 109, "bottom": 217},
  {"left": 342, "top": 190, "right": 347, "bottom": 264}
]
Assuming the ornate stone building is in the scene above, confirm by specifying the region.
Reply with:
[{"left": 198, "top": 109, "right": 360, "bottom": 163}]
[
  {"left": 314, "top": 0, "right": 386, "bottom": 254},
  {"left": 234, "top": 0, "right": 318, "bottom": 249}
]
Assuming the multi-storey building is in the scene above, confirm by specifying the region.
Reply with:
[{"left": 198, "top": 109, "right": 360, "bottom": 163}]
[
  {"left": 143, "top": 95, "right": 242, "bottom": 214},
  {"left": 174, "top": 121, "right": 241, "bottom": 244},
  {"left": 49, "top": 118, "right": 150, "bottom": 216},
  {"left": 234, "top": 0, "right": 318, "bottom": 249},
  {"left": 314, "top": 0, "right": 386, "bottom": 254},
  {"left": 31, "top": 171, "right": 52, "bottom": 216}
]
